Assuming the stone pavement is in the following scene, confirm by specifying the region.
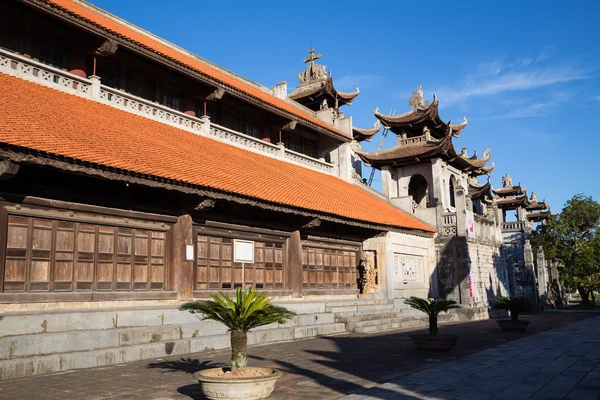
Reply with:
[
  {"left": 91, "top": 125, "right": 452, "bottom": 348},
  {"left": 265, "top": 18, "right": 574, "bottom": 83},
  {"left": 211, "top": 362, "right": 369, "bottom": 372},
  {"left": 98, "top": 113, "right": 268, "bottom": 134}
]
[
  {"left": 341, "top": 316, "right": 600, "bottom": 400},
  {"left": 0, "top": 313, "right": 595, "bottom": 400}
]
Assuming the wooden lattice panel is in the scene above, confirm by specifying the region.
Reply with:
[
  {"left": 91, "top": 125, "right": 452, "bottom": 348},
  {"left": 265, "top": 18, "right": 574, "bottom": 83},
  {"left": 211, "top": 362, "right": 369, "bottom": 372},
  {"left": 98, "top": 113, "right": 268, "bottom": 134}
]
[
  {"left": 302, "top": 245, "right": 358, "bottom": 290},
  {"left": 196, "top": 235, "right": 283, "bottom": 291},
  {"left": 3, "top": 216, "right": 166, "bottom": 292}
]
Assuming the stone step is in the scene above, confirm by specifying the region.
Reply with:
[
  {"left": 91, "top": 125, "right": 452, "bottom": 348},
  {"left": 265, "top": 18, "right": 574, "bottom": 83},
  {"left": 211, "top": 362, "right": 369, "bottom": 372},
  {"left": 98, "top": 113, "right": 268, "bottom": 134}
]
[
  {"left": 325, "top": 303, "right": 394, "bottom": 313},
  {"left": 0, "top": 313, "right": 338, "bottom": 360},
  {"left": 348, "top": 316, "right": 422, "bottom": 330},
  {"left": 323, "top": 299, "right": 389, "bottom": 308},
  {"left": 0, "top": 308, "right": 335, "bottom": 338},
  {"left": 334, "top": 307, "right": 419, "bottom": 319},
  {"left": 0, "top": 322, "right": 346, "bottom": 380},
  {"left": 352, "top": 314, "right": 458, "bottom": 334}
]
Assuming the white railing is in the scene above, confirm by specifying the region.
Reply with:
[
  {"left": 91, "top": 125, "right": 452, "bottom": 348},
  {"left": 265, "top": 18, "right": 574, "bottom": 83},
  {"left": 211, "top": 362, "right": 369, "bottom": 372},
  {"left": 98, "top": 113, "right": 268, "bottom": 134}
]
[
  {"left": 209, "top": 124, "right": 280, "bottom": 156},
  {"left": 442, "top": 213, "right": 457, "bottom": 226},
  {"left": 0, "top": 49, "right": 91, "bottom": 96},
  {"left": 0, "top": 48, "right": 336, "bottom": 175},
  {"left": 284, "top": 148, "right": 335, "bottom": 174},
  {"left": 502, "top": 221, "right": 528, "bottom": 231}
]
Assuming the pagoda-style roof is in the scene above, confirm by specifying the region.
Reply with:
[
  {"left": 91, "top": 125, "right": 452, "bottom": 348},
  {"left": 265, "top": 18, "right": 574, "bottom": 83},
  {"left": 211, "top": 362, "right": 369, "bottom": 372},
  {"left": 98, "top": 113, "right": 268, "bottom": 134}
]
[
  {"left": 373, "top": 86, "right": 468, "bottom": 139},
  {"left": 495, "top": 195, "right": 529, "bottom": 209},
  {"left": 355, "top": 124, "right": 494, "bottom": 175},
  {"left": 354, "top": 86, "right": 492, "bottom": 174},
  {"left": 492, "top": 173, "right": 527, "bottom": 197},
  {"left": 525, "top": 192, "right": 549, "bottom": 211},
  {"left": 288, "top": 48, "right": 359, "bottom": 111},
  {"left": 469, "top": 179, "right": 494, "bottom": 204},
  {"left": 527, "top": 210, "right": 552, "bottom": 222},
  {"left": 352, "top": 120, "right": 381, "bottom": 142}
]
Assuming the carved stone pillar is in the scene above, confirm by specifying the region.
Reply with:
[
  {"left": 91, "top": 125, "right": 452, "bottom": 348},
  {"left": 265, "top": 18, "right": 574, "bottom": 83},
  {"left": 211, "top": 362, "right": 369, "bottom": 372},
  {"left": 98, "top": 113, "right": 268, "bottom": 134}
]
[
  {"left": 522, "top": 239, "right": 537, "bottom": 304},
  {"left": 168, "top": 214, "right": 194, "bottom": 300},
  {"left": 381, "top": 166, "right": 393, "bottom": 201},
  {"left": 286, "top": 231, "right": 303, "bottom": 298},
  {"left": 537, "top": 246, "right": 548, "bottom": 304},
  {"left": 455, "top": 184, "right": 467, "bottom": 237}
]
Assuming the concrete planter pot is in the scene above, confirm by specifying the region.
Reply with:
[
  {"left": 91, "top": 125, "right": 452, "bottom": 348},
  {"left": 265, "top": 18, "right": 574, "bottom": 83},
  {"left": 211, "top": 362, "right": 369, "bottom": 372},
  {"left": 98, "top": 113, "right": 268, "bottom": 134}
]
[
  {"left": 497, "top": 320, "right": 529, "bottom": 332},
  {"left": 409, "top": 334, "right": 459, "bottom": 351},
  {"left": 193, "top": 367, "right": 283, "bottom": 400}
]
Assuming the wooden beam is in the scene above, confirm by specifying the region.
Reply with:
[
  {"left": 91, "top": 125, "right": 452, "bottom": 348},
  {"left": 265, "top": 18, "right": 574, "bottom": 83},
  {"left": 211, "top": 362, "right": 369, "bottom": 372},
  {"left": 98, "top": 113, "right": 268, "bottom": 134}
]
[
  {"left": 95, "top": 38, "right": 118, "bottom": 56},
  {"left": 0, "top": 159, "right": 19, "bottom": 180}
]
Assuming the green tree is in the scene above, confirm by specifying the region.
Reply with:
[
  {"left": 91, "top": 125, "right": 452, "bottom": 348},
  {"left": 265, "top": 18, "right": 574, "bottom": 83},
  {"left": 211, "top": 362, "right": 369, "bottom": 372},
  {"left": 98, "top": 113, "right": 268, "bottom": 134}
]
[{"left": 530, "top": 194, "right": 600, "bottom": 305}]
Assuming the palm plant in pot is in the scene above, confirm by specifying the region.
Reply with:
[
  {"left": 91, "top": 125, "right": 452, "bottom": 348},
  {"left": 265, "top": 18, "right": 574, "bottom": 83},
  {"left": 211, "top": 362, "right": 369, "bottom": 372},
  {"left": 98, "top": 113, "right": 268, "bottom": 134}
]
[
  {"left": 492, "top": 296, "right": 533, "bottom": 332},
  {"left": 405, "top": 296, "right": 461, "bottom": 351},
  {"left": 180, "top": 287, "right": 296, "bottom": 400}
]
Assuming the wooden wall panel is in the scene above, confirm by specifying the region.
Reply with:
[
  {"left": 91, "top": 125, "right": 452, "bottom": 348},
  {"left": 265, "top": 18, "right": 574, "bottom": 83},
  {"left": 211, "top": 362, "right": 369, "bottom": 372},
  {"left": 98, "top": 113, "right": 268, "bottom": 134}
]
[
  {"left": 2, "top": 215, "right": 167, "bottom": 293},
  {"left": 195, "top": 234, "right": 284, "bottom": 291},
  {"left": 301, "top": 244, "right": 359, "bottom": 290}
]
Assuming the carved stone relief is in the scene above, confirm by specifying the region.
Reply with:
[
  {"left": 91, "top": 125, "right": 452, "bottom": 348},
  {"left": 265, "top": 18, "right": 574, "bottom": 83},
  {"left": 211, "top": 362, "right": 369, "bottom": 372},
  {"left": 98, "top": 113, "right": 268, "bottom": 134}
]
[{"left": 393, "top": 253, "right": 424, "bottom": 284}]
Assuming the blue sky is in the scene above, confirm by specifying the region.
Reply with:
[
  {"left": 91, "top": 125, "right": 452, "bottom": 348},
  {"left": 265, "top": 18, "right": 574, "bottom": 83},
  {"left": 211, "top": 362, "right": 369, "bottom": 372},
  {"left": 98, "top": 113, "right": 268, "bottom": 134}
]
[{"left": 91, "top": 0, "right": 600, "bottom": 213}]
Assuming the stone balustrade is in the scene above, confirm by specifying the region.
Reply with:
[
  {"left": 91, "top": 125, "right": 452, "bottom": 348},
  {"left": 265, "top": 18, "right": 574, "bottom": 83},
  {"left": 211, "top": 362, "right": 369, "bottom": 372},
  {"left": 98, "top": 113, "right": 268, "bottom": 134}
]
[
  {"left": 399, "top": 135, "right": 427, "bottom": 146},
  {"left": 0, "top": 48, "right": 335, "bottom": 175},
  {"left": 501, "top": 221, "right": 528, "bottom": 232},
  {"left": 441, "top": 213, "right": 457, "bottom": 236}
]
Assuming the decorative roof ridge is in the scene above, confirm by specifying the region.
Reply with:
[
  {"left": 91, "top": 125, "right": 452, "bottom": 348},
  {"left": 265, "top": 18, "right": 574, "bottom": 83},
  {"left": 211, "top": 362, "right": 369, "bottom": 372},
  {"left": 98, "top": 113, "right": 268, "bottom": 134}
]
[
  {"left": 352, "top": 120, "right": 381, "bottom": 142},
  {"left": 37, "top": 0, "right": 348, "bottom": 139}
]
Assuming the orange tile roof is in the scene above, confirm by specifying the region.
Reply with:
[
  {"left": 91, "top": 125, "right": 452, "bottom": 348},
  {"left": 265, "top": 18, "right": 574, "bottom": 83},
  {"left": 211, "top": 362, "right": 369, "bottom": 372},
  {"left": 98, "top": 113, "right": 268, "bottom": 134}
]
[
  {"left": 0, "top": 73, "right": 434, "bottom": 233},
  {"left": 40, "top": 0, "right": 348, "bottom": 140}
]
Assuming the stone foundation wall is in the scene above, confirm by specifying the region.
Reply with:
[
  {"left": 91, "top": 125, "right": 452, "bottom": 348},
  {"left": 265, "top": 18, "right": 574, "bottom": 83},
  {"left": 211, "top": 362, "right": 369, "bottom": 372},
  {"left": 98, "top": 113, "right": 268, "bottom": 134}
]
[{"left": 467, "top": 241, "right": 509, "bottom": 306}]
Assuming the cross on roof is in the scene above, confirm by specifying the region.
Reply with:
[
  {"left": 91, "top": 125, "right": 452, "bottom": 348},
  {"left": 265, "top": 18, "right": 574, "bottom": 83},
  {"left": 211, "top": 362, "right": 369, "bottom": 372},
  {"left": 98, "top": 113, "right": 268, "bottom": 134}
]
[{"left": 303, "top": 48, "right": 321, "bottom": 64}]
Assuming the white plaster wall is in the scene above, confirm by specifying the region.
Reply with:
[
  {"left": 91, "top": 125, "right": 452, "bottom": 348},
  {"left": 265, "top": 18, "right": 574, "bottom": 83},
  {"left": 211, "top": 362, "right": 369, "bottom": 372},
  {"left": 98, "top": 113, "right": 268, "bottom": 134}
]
[{"left": 364, "top": 232, "right": 436, "bottom": 300}]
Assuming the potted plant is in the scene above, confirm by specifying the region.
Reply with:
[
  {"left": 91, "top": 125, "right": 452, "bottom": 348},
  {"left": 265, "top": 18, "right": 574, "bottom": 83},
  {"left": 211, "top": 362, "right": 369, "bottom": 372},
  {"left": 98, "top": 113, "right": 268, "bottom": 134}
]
[
  {"left": 181, "top": 287, "right": 296, "bottom": 400},
  {"left": 405, "top": 296, "right": 461, "bottom": 351},
  {"left": 492, "top": 296, "right": 533, "bottom": 332}
]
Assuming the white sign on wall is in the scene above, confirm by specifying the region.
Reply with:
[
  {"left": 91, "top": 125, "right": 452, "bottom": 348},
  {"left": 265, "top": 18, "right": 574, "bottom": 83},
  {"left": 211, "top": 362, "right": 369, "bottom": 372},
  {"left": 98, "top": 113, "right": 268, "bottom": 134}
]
[
  {"left": 234, "top": 239, "right": 254, "bottom": 263},
  {"left": 466, "top": 210, "right": 476, "bottom": 238}
]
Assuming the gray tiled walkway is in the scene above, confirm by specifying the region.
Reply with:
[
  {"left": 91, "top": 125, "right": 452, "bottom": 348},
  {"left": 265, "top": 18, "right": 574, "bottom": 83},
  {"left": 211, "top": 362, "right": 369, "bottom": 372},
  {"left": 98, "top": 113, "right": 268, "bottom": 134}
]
[{"left": 341, "top": 316, "right": 600, "bottom": 400}]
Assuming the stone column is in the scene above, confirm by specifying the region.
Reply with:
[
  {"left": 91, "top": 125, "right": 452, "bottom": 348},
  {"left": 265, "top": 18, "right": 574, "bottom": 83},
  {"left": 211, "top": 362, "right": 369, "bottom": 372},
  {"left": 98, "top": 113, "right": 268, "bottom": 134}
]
[
  {"left": 169, "top": 215, "right": 194, "bottom": 300},
  {"left": 537, "top": 246, "right": 548, "bottom": 305},
  {"left": 522, "top": 239, "right": 537, "bottom": 304},
  {"left": 286, "top": 231, "right": 303, "bottom": 298},
  {"left": 381, "top": 166, "right": 393, "bottom": 201},
  {"left": 337, "top": 142, "right": 353, "bottom": 182},
  {"left": 455, "top": 184, "right": 467, "bottom": 237}
]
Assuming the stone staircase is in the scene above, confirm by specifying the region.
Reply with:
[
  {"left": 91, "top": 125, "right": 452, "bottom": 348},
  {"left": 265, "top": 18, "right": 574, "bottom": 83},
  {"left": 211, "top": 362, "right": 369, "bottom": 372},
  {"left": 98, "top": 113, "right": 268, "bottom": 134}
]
[
  {"left": 0, "top": 297, "right": 503, "bottom": 380},
  {"left": 0, "top": 304, "right": 345, "bottom": 380},
  {"left": 328, "top": 298, "right": 459, "bottom": 334}
]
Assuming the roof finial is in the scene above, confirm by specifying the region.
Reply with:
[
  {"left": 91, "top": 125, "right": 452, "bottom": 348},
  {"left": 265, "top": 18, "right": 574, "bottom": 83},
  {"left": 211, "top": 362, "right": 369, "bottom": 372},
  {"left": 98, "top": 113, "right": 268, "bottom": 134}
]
[
  {"left": 409, "top": 86, "right": 430, "bottom": 111},
  {"left": 303, "top": 48, "right": 321, "bottom": 64}
]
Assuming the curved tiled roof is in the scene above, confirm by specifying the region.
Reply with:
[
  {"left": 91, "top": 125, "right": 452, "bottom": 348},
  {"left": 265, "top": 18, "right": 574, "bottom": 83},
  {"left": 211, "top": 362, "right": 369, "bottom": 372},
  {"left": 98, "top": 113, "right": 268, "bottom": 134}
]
[
  {"left": 0, "top": 73, "right": 435, "bottom": 233},
  {"left": 38, "top": 0, "right": 349, "bottom": 140}
]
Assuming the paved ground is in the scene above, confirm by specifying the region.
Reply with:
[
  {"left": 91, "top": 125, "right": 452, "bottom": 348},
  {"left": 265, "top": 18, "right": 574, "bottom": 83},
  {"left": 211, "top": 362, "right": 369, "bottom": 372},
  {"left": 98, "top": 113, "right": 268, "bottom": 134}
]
[
  {"left": 0, "top": 313, "right": 595, "bottom": 400},
  {"left": 342, "top": 315, "right": 600, "bottom": 400}
]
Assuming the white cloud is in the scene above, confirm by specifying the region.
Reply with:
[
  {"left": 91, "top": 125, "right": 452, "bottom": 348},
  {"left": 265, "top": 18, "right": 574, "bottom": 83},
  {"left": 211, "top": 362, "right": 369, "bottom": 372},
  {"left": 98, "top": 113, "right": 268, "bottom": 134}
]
[{"left": 435, "top": 51, "right": 594, "bottom": 105}]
